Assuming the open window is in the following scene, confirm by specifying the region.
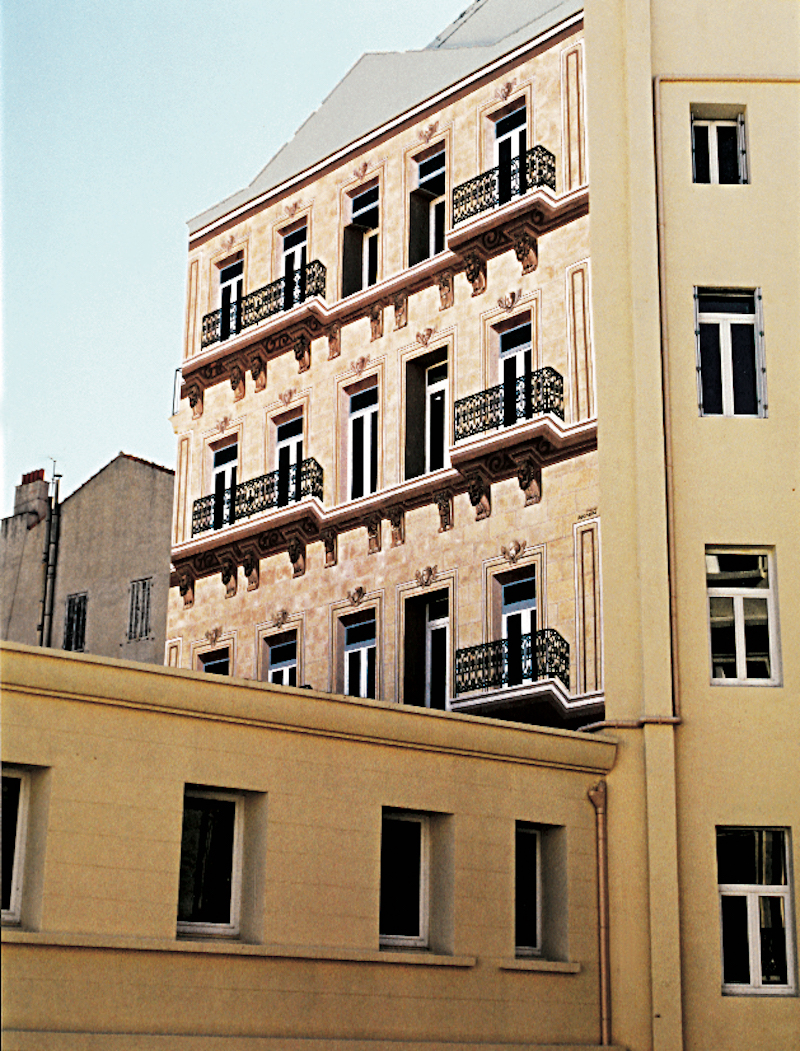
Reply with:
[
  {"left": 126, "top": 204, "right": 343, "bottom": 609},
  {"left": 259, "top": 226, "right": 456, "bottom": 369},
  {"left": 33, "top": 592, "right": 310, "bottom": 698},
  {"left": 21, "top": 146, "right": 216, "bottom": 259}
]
[
  {"left": 403, "top": 589, "right": 449, "bottom": 709},
  {"left": 212, "top": 438, "right": 238, "bottom": 529},
  {"left": 500, "top": 321, "right": 534, "bottom": 427},
  {"left": 275, "top": 414, "right": 303, "bottom": 507},
  {"left": 343, "top": 609, "right": 377, "bottom": 699},
  {"left": 218, "top": 255, "right": 243, "bottom": 341},
  {"left": 342, "top": 184, "right": 379, "bottom": 297},
  {"left": 706, "top": 548, "right": 780, "bottom": 685},
  {"left": 177, "top": 787, "right": 244, "bottom": 938},
  {"left": 199, "top": 647, "right": 231, "bottom": 676},
  {"left": 380, "top": 811, "right": 430, "bottom": 948},
  {"left": 280, "top": 222, "right": 307, "bottom": 311},
  {"left": 494, "top": 102, "right": 527, "bottom": 204},
  {"left": 717, "top": 827, "right": 795, "bottom": 994},
  {"left": 405, "top": 348, "right": 448, "bottom": 479},
  {"left": 692, "top": 109, "right": 747, "bottom": 184},
  {"left": 265, "top": 631, "right": 298, "bottom": 687},
  {"left": 696, "top": 289, "right": 765, "bottom": 417},
  {"left": 2, "top": 769, "right": 29, "bottom": 925},
  {"left": 409, "top": 148, "right": 446, "bottom": 266},
  {"left": 348, "top": 383, "right": 379, "bottom": 499},
  {"left": 501, "top": 572, "right": 537, "bottom": 688}
]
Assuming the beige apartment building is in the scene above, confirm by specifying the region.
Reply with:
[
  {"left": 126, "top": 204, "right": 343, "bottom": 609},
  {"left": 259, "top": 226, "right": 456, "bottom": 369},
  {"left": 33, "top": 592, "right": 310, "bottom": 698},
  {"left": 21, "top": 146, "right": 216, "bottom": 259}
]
[{"left": 2, "top": 0, "right": 798, "bottom": 1049}]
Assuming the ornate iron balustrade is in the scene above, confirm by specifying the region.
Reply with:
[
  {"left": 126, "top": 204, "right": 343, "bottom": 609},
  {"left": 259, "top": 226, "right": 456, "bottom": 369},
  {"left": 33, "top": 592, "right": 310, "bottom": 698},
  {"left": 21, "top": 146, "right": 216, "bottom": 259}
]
[
  {"left": 200, "top": 259, "right": 327, "bottom": 349},
  {"left": 452, "top": 145, "right": 557, "bottom": 225},
  {"left": 454, "top": 366, "right": 564, "bottom": 441},
  {"left": 454, "top": 628, "right": 569, "bottom": 695},
  {"left": 191, "top": 457, "right": 324, "bottom": 536}
]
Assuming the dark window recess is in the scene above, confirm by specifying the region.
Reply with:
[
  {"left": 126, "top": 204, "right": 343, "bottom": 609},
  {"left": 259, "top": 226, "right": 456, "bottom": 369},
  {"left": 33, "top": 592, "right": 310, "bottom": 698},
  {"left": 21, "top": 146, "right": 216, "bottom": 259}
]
[
  {"left": 201, "top": 648, "right": 230, "bottom": 676},
  {"left": 282, "top": 227, "right": 307, "bottom": 311},
  {"left": 178, "top": 794, "right": 236, "bottom": 924},
  {"left": 693, "top": 124, "right": 711, "bottom": 183},
  {"left": 213, "top": 443, "right": 237, "bottom": 530},
  {"left": 409, "top": 152, "right": 446, "bottom": 265},
  {"left": 497, "top": 107, "right": 527, "bottom": 204},
  {"left": 404, "top": 589, "right": 448, "bottom": 709},
  {"left": 268, "top": 632, "right": 297, "bottom": 686},
  {"left": 699, "top": 324, "right": 724, "bottom": 415},
  {"left": 380, "top": 815, "right": 422, "bottom": 938},
  {"left": 350, "top": 387, "right": 378, "bottom": 499},
  {"left": 516, "top": 823, "right": 539, "bottom": 950},
  {"left": 716, "top": 125, "right": 740, "bottom": 184},
  {"left": 219, "top": 260, "right": 243, "bottom": 341},
  {"left": 64, "top": 593, "right": 87, "bottom": 652},
  {"left": 721, "top": 895, "right": 751, "bottom": 984},
  {"left": 343, "top": 186, "right": 379, "bottom": 297},
  {"left": 2, "top": 776, "right": 21, "bottom": 912},
  {"left": 717, "top": 828, "right": 786, "bottom": 887},
  {"left": 405, "top": 350, "right": 447, "bottom": 480},
  {"left": 276, "top": 417, "right": 303, "bottom": 507},
  {"left": 731, "top": 324, "right": 757, "bottom": 415}
]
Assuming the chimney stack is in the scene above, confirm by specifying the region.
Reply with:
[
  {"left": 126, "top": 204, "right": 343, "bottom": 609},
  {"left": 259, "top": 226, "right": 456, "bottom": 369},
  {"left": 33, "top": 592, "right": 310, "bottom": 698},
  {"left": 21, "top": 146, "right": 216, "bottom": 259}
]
[{"left": 13, "top": 469, "right": 50, "bottom": 527}]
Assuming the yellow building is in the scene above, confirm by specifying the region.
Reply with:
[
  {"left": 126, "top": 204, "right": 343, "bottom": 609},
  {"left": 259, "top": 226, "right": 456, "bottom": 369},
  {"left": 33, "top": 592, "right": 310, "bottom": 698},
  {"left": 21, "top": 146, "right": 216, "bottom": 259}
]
[{"left": 3, "top": 1, "right": 798, "bottom": 1048}]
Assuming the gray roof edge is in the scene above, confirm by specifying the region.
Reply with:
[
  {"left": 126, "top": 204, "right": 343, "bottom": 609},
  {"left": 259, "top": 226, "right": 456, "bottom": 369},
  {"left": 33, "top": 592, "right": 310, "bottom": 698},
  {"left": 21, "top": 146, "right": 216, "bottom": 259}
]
[{"left": 187, "top": 2, "right": 583, "bottom": 239}]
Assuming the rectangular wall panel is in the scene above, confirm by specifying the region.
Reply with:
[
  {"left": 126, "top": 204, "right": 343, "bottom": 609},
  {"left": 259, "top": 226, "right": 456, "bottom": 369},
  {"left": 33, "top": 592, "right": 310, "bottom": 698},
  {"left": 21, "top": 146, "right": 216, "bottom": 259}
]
[
  {"left": 567, "top": 262, "right": 594, "bottom": 421},
  {"left": 563, "top": 46, "right": 586, "bottom": 191},
  {"left": 575, "top": 520, "right": 602, "bottom": 693},
  {"left": 184, "top": 259, "right": 199, "bottom": 360}
]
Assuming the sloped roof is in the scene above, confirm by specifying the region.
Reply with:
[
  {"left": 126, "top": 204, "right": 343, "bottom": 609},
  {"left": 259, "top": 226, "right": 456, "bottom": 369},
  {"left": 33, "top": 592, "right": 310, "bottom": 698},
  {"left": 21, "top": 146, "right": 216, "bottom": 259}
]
[
  {"left": 61, "top": 453, "right": 173, "bottom": 507},
  {"left": 188, "top": 0, "right": 582, "bottom": 237}
]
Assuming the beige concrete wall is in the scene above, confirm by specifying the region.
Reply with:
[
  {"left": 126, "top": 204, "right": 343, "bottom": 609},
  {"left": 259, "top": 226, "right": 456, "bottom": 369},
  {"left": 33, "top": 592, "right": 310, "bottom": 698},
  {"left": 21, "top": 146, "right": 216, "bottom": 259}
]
[
  {"left": 0, "top": 512, "right": 46, "bottom": 647},
  {"left": 1, "top": 643, "right": 618, "bottom": 1049}
]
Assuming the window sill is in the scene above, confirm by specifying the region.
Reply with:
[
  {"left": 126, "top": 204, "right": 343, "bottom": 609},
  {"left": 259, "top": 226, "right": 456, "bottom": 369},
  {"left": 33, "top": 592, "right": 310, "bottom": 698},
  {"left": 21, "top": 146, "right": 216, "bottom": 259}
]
[
  {"left": 722, "top": 984, "right": 796, "bottom": 997},
  {"left": 1, "top": 929, "right": 475, "bottom": 967},
  {"left": 500, "top": 958, "right": 581, "bottom": 974}
]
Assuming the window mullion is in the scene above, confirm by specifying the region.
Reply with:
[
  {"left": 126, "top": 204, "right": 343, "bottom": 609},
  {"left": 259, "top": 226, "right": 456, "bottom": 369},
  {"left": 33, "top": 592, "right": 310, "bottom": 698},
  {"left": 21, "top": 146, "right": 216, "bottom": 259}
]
[
  {"left": 733, "top": 595, "right": 747, "bottom": 680},
  {"left": 748, "top": 891, "right": 762, "bottom": 989},
  {"left": 720, "top": 321, "right": 734, "bottom": 416}
]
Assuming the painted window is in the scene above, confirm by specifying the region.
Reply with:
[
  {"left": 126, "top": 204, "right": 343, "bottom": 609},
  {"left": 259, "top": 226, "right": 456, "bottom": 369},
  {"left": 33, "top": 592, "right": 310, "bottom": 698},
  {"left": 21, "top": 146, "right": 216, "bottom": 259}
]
[
  {"left": 348, "top": 385, "right": 379, "bottom": 499},
  {"left": 495, "top": 103, "right": 527, "bottom": 204},
  {"left": 212, "top": 440, "right": 238, "bottom": 529},
  {"left": 405, "top": 350, "right": 448, "bottom": 480},
  {"left": 502, "top": 573, "right": 536, "bottom": 687},
  {"left": 343, "top": 185, "right": 379, "bottom": 296},
  {"left": 281, "top": 223, "right": 307, "bottom": 311},
  {"left": 343, "top": 610, "right": 377, "bottom": 699},
  {"left": 267, "top": 631, "right": 297, "bottom": 687},
  {"left": 276, "top": 416, "right": 303, "bottom": 507},
  {"left": 199, "top": 647, "right": 231, "bottom": 676},
  {"left": 218, "top": 258, "right": 243, "bottom": 341},
  {"left": 409, "top": 149, "right": 446, "bottom": 265},
  {"left": 404, "top": 589, "right": 449, "bottom": 710},
  {"left": 500, "top": 322, "right": 534, "bottom": 427},
  {"left": 717, "top": 827, "right": 795, "bottom": 994}
]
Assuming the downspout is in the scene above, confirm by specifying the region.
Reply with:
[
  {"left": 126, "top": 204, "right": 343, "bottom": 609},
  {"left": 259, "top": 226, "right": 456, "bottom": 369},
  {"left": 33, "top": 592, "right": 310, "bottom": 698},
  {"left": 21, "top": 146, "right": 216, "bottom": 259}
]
[
  {"left": 40, "top": 475, "right": 61, "bottom": 648},
  {"left": 36, "top": 482, "right": 54, "bottom": 646},
  {"left": 589, "top": 778, "right": 611, "bottom": 1046}
]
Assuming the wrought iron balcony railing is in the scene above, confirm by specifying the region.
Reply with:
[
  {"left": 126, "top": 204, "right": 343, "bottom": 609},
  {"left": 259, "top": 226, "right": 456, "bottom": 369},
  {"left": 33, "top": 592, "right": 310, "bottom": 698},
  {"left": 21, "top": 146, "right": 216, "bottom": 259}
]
[
  {"left": 201, "top": 260, "right": 326, "bottom": 349},
  {"left": 454, "top": 366, "right": 564, "bottom": 442},
  {"left": 454, "top": 628, "right": 570, "bottom": 695},
  {"left": 452, "top": 145, "right": 557, "bottom": 225},
  {"left": 191, "top": 457, "right": 324, "bottom": 536}
]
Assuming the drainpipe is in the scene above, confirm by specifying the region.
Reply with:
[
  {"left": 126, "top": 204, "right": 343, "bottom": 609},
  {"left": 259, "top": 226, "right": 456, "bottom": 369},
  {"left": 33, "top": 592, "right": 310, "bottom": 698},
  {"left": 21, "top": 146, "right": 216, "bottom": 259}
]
[
  {"left": 588, "top": 778, "right": 611, "bottom": 1046},
  {"left": 38, "top": 475, "right": 61, "bottom": 647}
]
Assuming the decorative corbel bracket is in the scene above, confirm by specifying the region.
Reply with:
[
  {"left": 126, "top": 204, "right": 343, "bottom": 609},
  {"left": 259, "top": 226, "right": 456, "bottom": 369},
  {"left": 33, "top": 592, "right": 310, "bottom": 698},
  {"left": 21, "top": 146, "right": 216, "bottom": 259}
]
[
  {"left": 186, "top": 383, "right": 204, "bottom": 419},
  {"left": 388, "top": 506, "right": 405, "bottom": 547},
  {"left": 437, "top": 270, "right": 454, "bottom": 310},
  {"left": 463, "top": 251, "right": 487, "bottom": 296},
  {"left": 249, "top": 349, "right": 267, "bottom": 393},
  {"left": 229, "top": 360, "right": 246, "bottom": 401},
  {"left": 328, "top": 324, "right": 341, "bottom": 360},
  {"left": 221, "top": 559, "right": 238, "bottom": 598},
  {"left": 507, "top": 219, "right": 539, "bottom": 275},
  {"left": 366, "top": 514, "right": 382, "bottom": 554},
  {"left": 393, "top": 291, "right": 408, "bottom": 330},
  {"left": 178, "top": 568, "right": 195, "bottom": 609},
  {"left": 465, "top": 471, "right": 492, "bottom": 521},
  {"left": 293, "top": 333, "right": 311, "bottom": 374},
  {"left": 433, "top": 488, "right": 454, "bottom": 532},
  {"left": 243, "top": 549, "right": 260, "bottom": 591},
  {"left": 514, "top": 455, "right": 542, "bottom": 505},
  {"left": 322, "top": 528, "right": 338, "bottom": 568},
  {"left": 286, "top": 533, "right": 306, "bottom": 577},
  {"left": 369, "top": 303, "right": 384, "bottom": 342}
]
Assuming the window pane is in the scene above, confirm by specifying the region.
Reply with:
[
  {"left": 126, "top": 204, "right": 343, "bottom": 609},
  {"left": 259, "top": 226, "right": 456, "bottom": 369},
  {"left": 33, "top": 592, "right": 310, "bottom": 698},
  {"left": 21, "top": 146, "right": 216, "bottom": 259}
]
[
  {"left": 429, "top": 626, "right": 447, "bottom": 710},
  {"left": 347, "top": 650, "right": 361, "bottom": 697},
  {"left": 743, "top": 597, "right": 770, "bottom": 678},
  {"left": 721, "top": 895, "right": 751, "bottom": 984},
  {"left": 178, "top": 796, "right": 235, "bottom": 924},
  {"left": 699, "top": 324, "right": 723, "bottom": 414},
  {"left": 759, "top": 896, "right": 788, "bottom": 984},
  {"left": 366, "top": 646, "right": 376, "bottom": 700},
  {"left": 731, "top": 323, "right": 758, "bottom": 415},
  {"left": 351, "top": 415, "right": 364, "bottom": 499},
  {"left": 709, "top": 596, "right": 736, "bottom": 679},
  {"left": 380, "top": 817, "right": 422, "bottom": 938},
  {"left": 698, "top": 292, "right": 755, "bottom": 314},
  {"left": 202, "top": 649, "right": 230, "bottom": 675},
  {"left": 693, "top": 124, "right": 710, "bottom": 183},
  {"left": 718, "top": 828, "right": 759, "bottom": 884},
  {"left": 2, "top": 776, "right": 21, "bottom": 912},
  {"left": 759, "top": 830, "right": 787, "bottom": 885},
  {"left": 346, "top": 620, "right": 376, "bottom": 647},
  {"left": 716, "top": 125, "right": 740, "bottom": 184},
  {"left": 708, "top": 552, "right": 768, "bottom": 588},
  {"left": 515, "top": 826, "right": 538, "bottom": 948}
]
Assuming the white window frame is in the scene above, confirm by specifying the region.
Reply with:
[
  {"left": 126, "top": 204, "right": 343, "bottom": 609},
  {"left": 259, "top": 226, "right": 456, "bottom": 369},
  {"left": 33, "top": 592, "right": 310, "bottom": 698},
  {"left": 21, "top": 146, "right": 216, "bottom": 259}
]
[
  {"left": 692, "top": 115, "right": 748, "bottom": 184},
  {"left": 418, "top": 150, "right": 446, "bottom": 259},
  {"left": 1, "top": 768, "right": 30, "bottom": 925},
  {"left": 348, "top": 385, "right": 379, "bottom": 500},
  {"left": 515, "top": 823, "right": 542, "bottom": 957},
  {"left": 379, "top": 811, "right": 430, "bottom": 949},
  {"left": 177, "top": 787, "right": 244, "bottom": 939},
  {"left": 706, "top": 547, "right": 780, "bottom": 686},
  {"left": 501, "top": 573, "right": 537, "bottom": 688},
  {"left": 695, "top": 289, "right": 766, "bottom": 418},
  {"left": 344, "top": 611, "right": 377, "bottom": 699},
  {"left": 351, "top": 185, "right": 380, "bottom": 290},
  {"left": 424, "top": 361, "right": 449, "bottom": 474},
  {"left": 218, "top": 257, "right": 243, "bottom": 339},
  {"left": 275, "top": 415, "right": 304, "bottom": 506},
  {"left": 493, "top": 101, "right": 527, "bottom": 203},
  {"left": 424, "top": 593, "right": 450, "bottom": 709},
  {"left": 281, "top": 223, "right": 307, "bottom": 309},
  {"left": 718, "top": 828, "right": 795, "bottom": 996},
  {"left": 267, "top": 631, "right": 298, "bottom": 687}
]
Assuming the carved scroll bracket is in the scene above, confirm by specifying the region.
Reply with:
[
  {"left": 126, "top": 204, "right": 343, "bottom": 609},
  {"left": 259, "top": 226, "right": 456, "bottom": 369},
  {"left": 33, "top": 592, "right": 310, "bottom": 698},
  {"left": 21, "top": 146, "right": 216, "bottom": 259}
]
[
  {"left": 393, "top": 291, "right": 408, "bottom": 330},
  {"left": 514, "top": 456, "right": 542, "bottom": 505},
  {"left": 463, "top": 251, "right": 487, "bottom": 296},
  {"left": 294, "top": 333, "right": 311, "bottom": 373},
  {"left": 221, "top": 559, "right": 238, "bottom": 598},
  {"left": 366, "top": 514, "right": 382, "bottom": 554},
  {"left": 388, "top": 506, "right": 405, "bottom": 547},
  {"left": 466, "top": 474, "right": 492, "bottom": 521},
  {"left": 433, "top": 489, "right": 454, "bottom": 532},
  {"left": 322, "top": 529, "right": 338, "bottom": 568},
  {"left": 178, "top": 569, "right": 195, "bottom": 609},
  {"left": 243, "top": 550, "right": 260, "bottom": 591},
  {"left": 437, "top": 271, "right": 454, "bottom": 310},
  {"left": 507, "top": 220, "right": 539, "bottom": 275},
  {"left": 328, "top": 324, "right": 341, "bottom": 360},
  {"left": 187, "top": 384, "right": 204, "bottom": 419},
  {"left": 249, "top": 350, "right": 267, "bottom": 393},
  {"left": 229, "top": 361, "right": 246, "bottom": 401},
  {"left": 369, "top": 303, "right": 384, "bottom": 342},
  {"left": 286, "top": 533, "right": 306, "bottom": 577}
]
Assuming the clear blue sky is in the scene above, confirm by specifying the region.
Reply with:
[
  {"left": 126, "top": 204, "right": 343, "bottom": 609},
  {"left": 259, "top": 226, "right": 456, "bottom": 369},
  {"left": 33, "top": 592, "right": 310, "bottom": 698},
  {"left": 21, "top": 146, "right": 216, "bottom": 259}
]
[{"left": 2, "top": 0, "right": 467, "bottom": 515}]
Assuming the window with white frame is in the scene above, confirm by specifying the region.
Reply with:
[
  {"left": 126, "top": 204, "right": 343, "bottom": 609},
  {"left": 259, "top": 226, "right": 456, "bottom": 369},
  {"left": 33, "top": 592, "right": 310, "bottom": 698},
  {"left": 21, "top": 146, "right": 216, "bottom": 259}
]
[
  {"left": 2, "top": 769, "right": 29, "bottom": 925},
  {"left": 127, "top": 578, "right": 152, "bottom": 641},
  {"left": 692, "top": 113, "right": 747, "bottom": 184},
  {"left": 275, "top": 415, "right": 303, "bottom": 507},
  {"left": 348, "top": 385, "right": 379, "bottom": 499},
  {"left": 177, "top": 787, "right": 243, "bottom": 937},
  {"left": 717, "top": 827, "right": 795, "bottom": 994},
  {"left": 218, "top": 257, "right": 243, "bottom": 341},
  {"left": 404, "top": 349, "right": 448, "bottom": 480},
  {"left": 212, "top": 439, "right": 238, "bottom": 529},
  {"left": 342, "top": 184, "right": 379, "bottom": 297},
  {"left": 266, "top": 631, "right": 297, "bottom": 687},
  {"left": 281, "top": 222, "right": 307, "bottom": 311},
  {"left": 706, "top": 548, "right": 780, "bottom": 684},
  {"left": 696, "top": 289, "right": 765, "bottom": 417},
  {"left": 409, "top": 148, "right": 446, "bottom": 266},
  {"left": 63, "top": 592, "right": 87, "bottom": 652},
  {"left": 343, "top": 609, "right": 377, "bottom": 699},
  {"left": 502, "top": 573, "right": 537, "bottom": 688},
  {"left": 199, "top": 647, "right": 231, "bottom": 676},
  {"left": 500, "top": 321, "right": 534, "bottom": 427},
  {"left": 380, "top": 810, "right": 430, "bottom": 948},
  {"left": 403, "top": 589, "right": 449, "bottom": 710},
  {"left": 494, "top": 102, "right": 527, "bottom": 204},
  {"left": 515, "top": 822, "right": 541, "bottom": 956}
]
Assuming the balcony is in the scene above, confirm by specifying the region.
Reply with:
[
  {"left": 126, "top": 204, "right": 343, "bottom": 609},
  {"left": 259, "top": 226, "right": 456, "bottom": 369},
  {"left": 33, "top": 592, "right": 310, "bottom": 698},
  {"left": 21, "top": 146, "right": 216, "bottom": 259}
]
[
  {"left": 454, "top": 367, "right": 564, "bottom": 442},
  {"left": 452, "top": 145, "right": 556, "bottom": 226},
  {"left": 192, "top": 458, "right": 324, "bottom": 536},
  {"left": 454, "top": 629, "right": 570, "bottom": 695},
  {"left": 201, "top": 260, "right": 326, "bottom": 350}
]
